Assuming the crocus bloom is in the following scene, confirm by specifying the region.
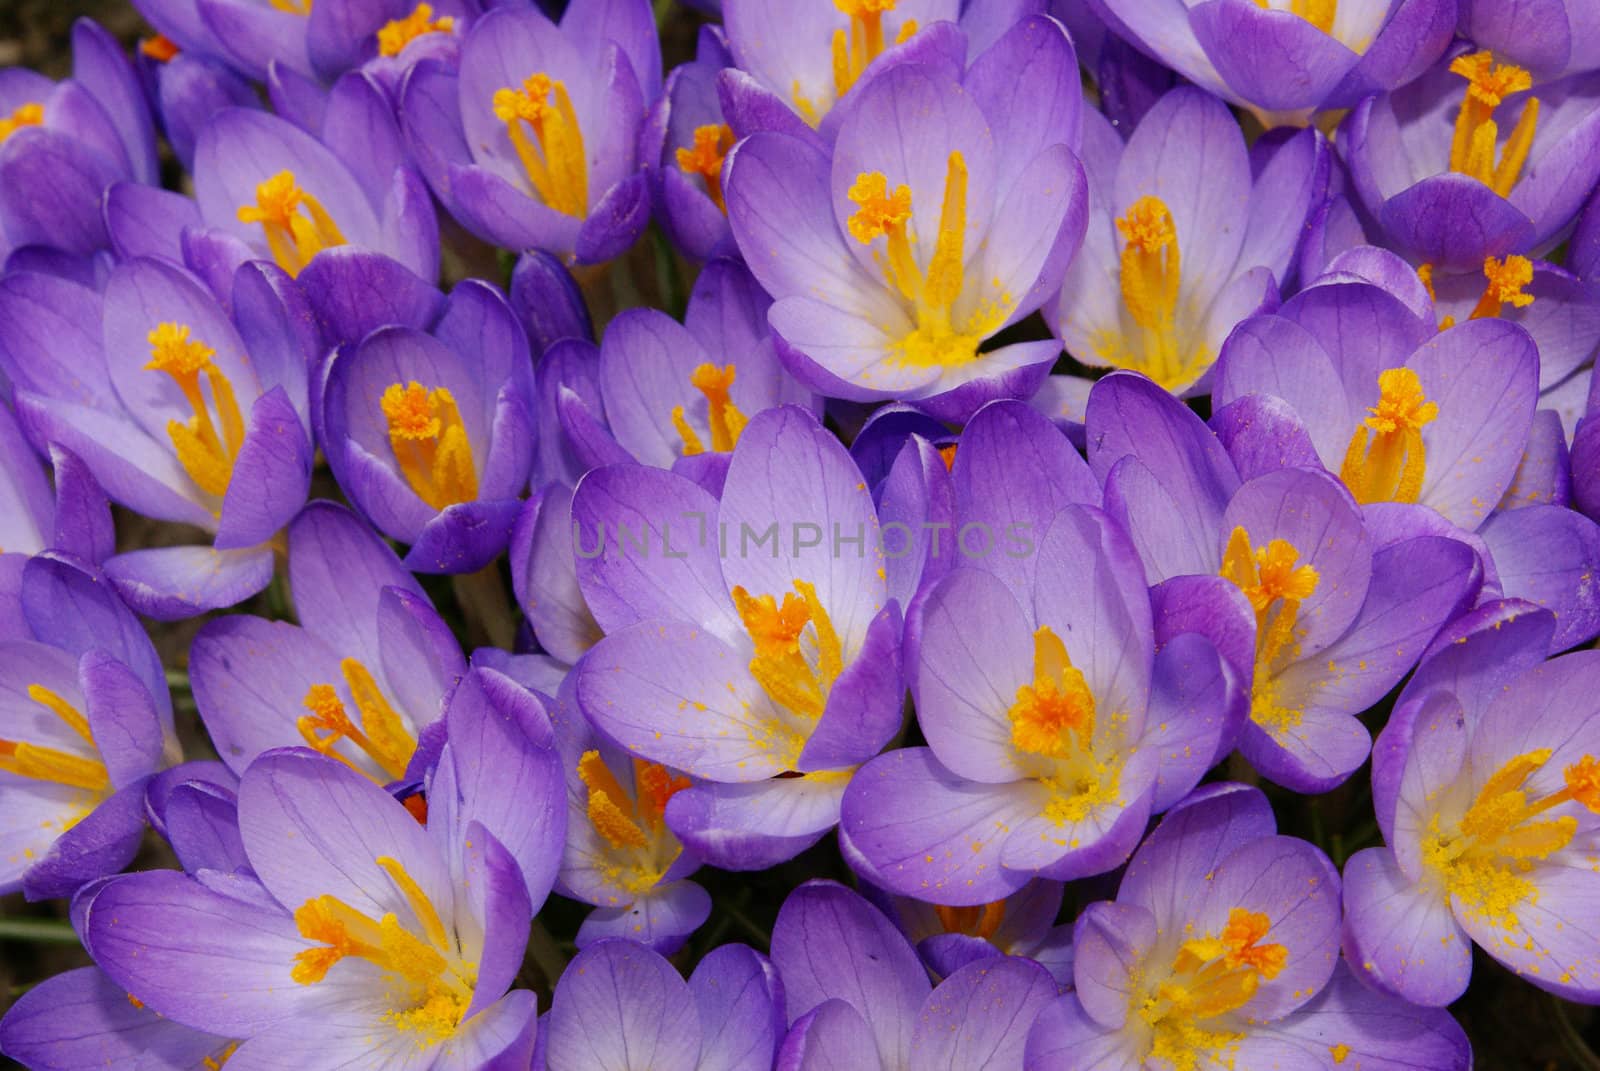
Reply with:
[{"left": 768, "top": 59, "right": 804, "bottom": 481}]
[
  {"left": 772, "top": 880, "right": 1060, "bottom": 1070},
  {"left": 1457, "top": 0, "right": 1600, "bottom": 80},
  {"left": 1051, "top": 87, "right": 1322, "bottom": 393},
  {"left": 320, "top": 277, "right": 536, "bottom": 573},
  {"left": 399, "top": 0, "right": 659, "bottom": 262},
  {"left": 725, "top": 20, "right": 1087, "bottom": 421},
  {"left": 549, "top": 674, "right": 710, "bottom": 952},
  {"left": 545, "top": 939, "right": 782, "bottom": 1071},
  {"left": 643, "top": 32, "right": 738, "bottom": 261},
  {"left": 1088, "top": 372, "right": 1479, "bottom": 791},
  {"left": 572, "top": 405, "right": 902, "bottom": 869},
  {"left": 0, "top": 20, "right": 158, "bottom": 262},
  {"left": 6, "top": 257, "right": 314, "bottom": 618},
  {"left": 194, "top": 106, "right": 438, "bottom": 282},
  {"left": 189, "top": 500, "right": 464, "bottom": 782},
  {"left": 87, "top": 748, "right": 543, "bottom": 1068},
  {"left": 866, "top": 876, "right": 1076, "bottom": 984},
  {"left": 1027, "top": 783, "right": 1470, "bottom": 1071},
  {"left": 1341, "top": 50, "right": 1600, "bottom": 269},
  {"left": 1347, "top": 601, "right": 1600, "bottom": 1005},
  {"left": 1, "top": 553, "right": 177, "bottom": 899},
  {"left": 842, "top": 497, "right": 1235, "bottom": 901},
  {"left": 554, "top": 258, "right": 814, "bottom": 492},
  {"left": 1087, "top": 0, "right": 1454, "bottom": 125}
]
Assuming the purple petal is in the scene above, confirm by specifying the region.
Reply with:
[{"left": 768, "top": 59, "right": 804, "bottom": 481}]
[
  {"left": 547, "top": 939, "right": 701, "bottom": 1071},
  {"left": 105, "top": 544, "right": 274, "bottom": 619}
]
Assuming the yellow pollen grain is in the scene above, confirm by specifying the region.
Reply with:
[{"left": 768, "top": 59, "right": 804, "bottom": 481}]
[{"left": 0, "top": 102, "right": 43, "bottom": 144}]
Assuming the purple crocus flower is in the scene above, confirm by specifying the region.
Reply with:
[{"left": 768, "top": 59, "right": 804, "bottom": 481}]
[
  {"left": 772, "top": 880, "right": 1060, "bottom": 1070},
  {"left": 1341, "top": 50, "right": 1600, "bottom": 270},
  {"left": 1, "top": 553, "right": 178, "bottom": 900},
  {"left": 866, "top": 876, "right": 1076, "bottom": 984},
  {"left": 545, "top": 939, "right": 782, "bottom": 1071},
  {"left": 137, "top": 40, "right": 260, "bottom": 173},
  {"left": 1051, "top": 86, "right": 1324, "bottom": 394},
  {"left": 720, "top": 0, "right": 1042, "bottom": 137},
  {"left": 189, "top": 501, "right": 465, "bottom": 782},
  {"left": 1088, "top": 372, "right": 1480, "bottom": 792},
  {"left": 725, "top": 22, "right": 1087, "bottom": 422},
  {"left": 1087, "top": 0, "right": 1454, "bottom": 125},
  {"left": 0, "top": 965, "right": 237, "bottom": 1071},
  {"left": 1346, "top": 600, "right": 1600, "bottom": 1006},
  {"left": 549, "top": 674, "right": 710, "bottom": 953},
  {"left": 1458, "top": 0, "right": 1600, "bottom": 81},
  {"left": 4, "top": 257, "right": 314, "bottom": 618},
  {"left": 642, "top": 32, "right": 738, "bottom": 262},
  {"left": 841, "top": 497, "right": 1235, "bottom": 900},
  {"left": 320, "top": 276, "right": 536, "bottom": 573},
  {"left": 399, "top": 0, "right": 660, "bottom": 262},
  {"left": 0, "top": 20, "right": 158, "bottom": 263},
  {"left": 1027, "top": 783, "right": 1471, "bottom": 1071},
  {"left": 554, "top": 258, "right": 815, "bottom": 493},
  {"left": 191, "top": 105, "right": 438, "bottom": 283},
  {"left": 86, "top": 746, "right": 547, "bottom": 1068},
  {"left": 572, "top": 405, "right": 903, "bottom": 870}
]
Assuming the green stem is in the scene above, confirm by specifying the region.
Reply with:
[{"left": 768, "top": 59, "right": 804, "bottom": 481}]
[
  {"left": 653, "top": 0, "right": 675, "bottom": 28},
  {"left": 0, "top": 917, "right": 80, "bottom": 944},
  {"left": 451, "top": 564, "right": 517, "bottom": 650},
  {"left": 1551, "top": 993, "right": 1600, "bottom": 1071},
  {"left": 725, "top": 904, "right": 771, "bottom": 954},
  {"left": 525, "top": 919, "right": 569, "bottom": 990},
  {"left": 651, "top": 228, "right": 686, "bottom": 320}
]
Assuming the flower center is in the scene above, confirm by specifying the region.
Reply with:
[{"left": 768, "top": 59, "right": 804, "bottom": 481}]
[
  {"left": 268, "top": 0, "right": 311, "bottom": 12},
  {"left": 298, "top": 659, "right": 419, "bottom": 784},
  {"left": 1104, "top": 194, "right": 1208, "bottom": 390},
  {"left": 1339, "top": 367, "right": 1438, "bottom": 505},
  {"left": 292, "top": 856, "right": 474, "bottom": 1048},
  {"left": 146, "top": 323, "right": 247, "bottom": 501},
  {"left": 676, "top": 124, "right": 734, "bottom": 213},
  {"left": 1140, "top": 908, "right": 1288, "bottom": 1071},
  {"left": 236, "top": 171, "right": 347, "bottom": 277},
  {"left": 732, "top": 580, "right": 843, "bottom": 764},
  {"left": 1424, "top": 750, "right": 1600, "bottom": 927},
  {"left": 846, "top": 153, "right": 1008, "bottom": 369},
  {"left": 1420, "top": 255, "right": 1537, "bottom": 329},
  {"left": 671, "top": 362, "right": 748, "bottom": 456},
  {"left": 578, "top": 749, "right": 691, "bottom": 896},
  {"left": 140, "top": 34, "right": 180, "bottom": 62},
  {"left": 377, "top": 3, "right": 454, "bottom": 57},
  {"left": 380, "top": 381, "right": 479, "bottom": 511},
  {"left": 0, "top": 684, "right": 110, "bottom": 798},
  {"left": 1253, "top": 0, "right": 1336, "bottom": 32},
  {"left": 1006, "top": 626, "right": 1121, "bottom": 827},
  {"left": 1221, "top": 527, "right": 1320, "bottom": 738},
  {"left": 1448, "top": 51, "right": 1539, "bottom": 196},
  {"left": 492, "top": 74, "right": 589, "bottom": 219},
  {"left": 934, "top": 900, "right": 1007, "bottom": 941}
]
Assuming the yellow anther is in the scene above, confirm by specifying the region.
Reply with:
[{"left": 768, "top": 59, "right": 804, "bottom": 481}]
[
  {"left": 1008, "top": 626, "right": 1097, "bottom": 758},
  {"left": 267, "top": 0, "right": 311, "bottom": 13},
  {"left": 1254, "top": 0, "right": 1336, "bottom": 33},
  {"left": 673, "top": 362, "right": 747, "bottom": 456},
  {"left": 146, "top": 322, "right": 215, "bottom": 377},
  {"left": 1417, "top": 263, "right": 1437, "bottom": 302},
  {"left": 634, "top": 758, "right": 692, "bottom": 830},
  {"left": 376, "top": 855, "right": 449, "bottom": 951},
  {"left": 493, "top": 73, "right": 589, "bottom": 218},
  {"left": 0, "top": 739, "right": 109, "bottom": 793},
  {"left": 140, "top": 34, "right": 180, "bottom": 62},
  {"left": 1469, "top": 254, "right": 1535, "bottom": 320},
  {"left": 1117, "top": 195, "right": 1178, "bottom": 256},
  {"left": 377, "top": 3, "right": 453, "bottom": 57},
  {"left": 0, "top": 102, "right": 43, "bottom": 144},
  {"left": 732, "top": 579, "right": 843, "bottom": 721},
  {"left": 1339, "top": 367, "right": 1437, "bottom": 505},
  {"left": 146, "top": 324, "right": 245, "bottom": 500},
  {"left": 1222, "top": 527, "right": 1320, "bottom": 736},
  {"left": 831, "top": 0, "right": 900, "bottom": 98},
  {"left": 379, "top": 381, "right": 479, "bottom": 511},
  {"left": 935, "top": 900, "right": 1008, "bottom": 941},
  {"left": 676, "top": 124, "right": 734, "bottom": 213},
  {"left": 296, "top": 660, "right": 417, "bottom": 783},
  {"left": 1424, "top": 749, "right": 1600, "bottom": 925},
  {"left": 1449, "top": 51, "right": 1539, "bottom": 196},
  {"left": 1113, "top": 195, "right": 1196, "bottom": 389},
  {"left": 236, "top": 170, "right": 347, "bottom": 277},
  {"left": 202, "top": 1043, "right": 239, "bottom": 1070},
  {"left": 1142, "top": 907, "right": 1288, "bottom": 1070},
  {"left": 578, "top": 749, "right": 650, "bottom": 850},
  {"left": 26, "top": 684, "right": 94, "bottom": 747}
]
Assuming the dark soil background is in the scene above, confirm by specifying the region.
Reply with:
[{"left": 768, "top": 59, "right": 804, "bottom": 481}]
[{"left": 0, "top": 2, "right": 1596, "bottom": 1068}]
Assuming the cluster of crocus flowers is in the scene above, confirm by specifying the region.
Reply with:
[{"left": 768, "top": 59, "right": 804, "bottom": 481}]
[{"left": 7, "top": 2, "right": 1600, "bottom": 1069}]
